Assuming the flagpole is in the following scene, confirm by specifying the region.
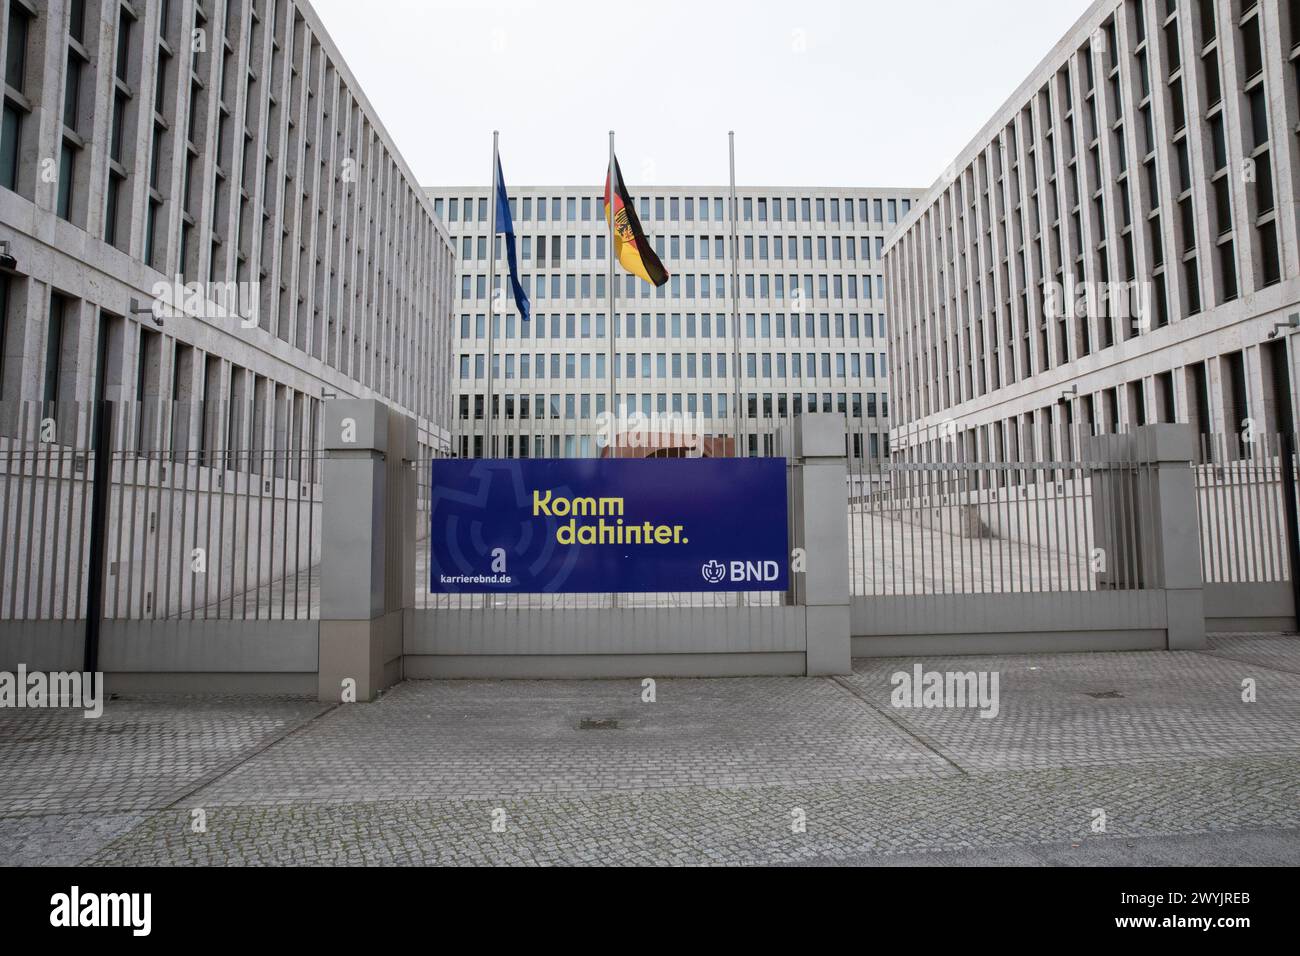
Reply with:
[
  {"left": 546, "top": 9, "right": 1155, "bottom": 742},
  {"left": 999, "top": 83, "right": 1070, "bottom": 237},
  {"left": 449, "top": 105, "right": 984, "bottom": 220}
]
[
  {"left": 607, "top": 131, "right": 618, "bottom": 611},
  {"left": 484, "top": 130, "right": 500, "bottom": 458},
  {"left": 728, "top": 130, "right": 743, "bottom": 458},
  {"left": 607, "top": 131, "right": 618, "bottom": 452}
]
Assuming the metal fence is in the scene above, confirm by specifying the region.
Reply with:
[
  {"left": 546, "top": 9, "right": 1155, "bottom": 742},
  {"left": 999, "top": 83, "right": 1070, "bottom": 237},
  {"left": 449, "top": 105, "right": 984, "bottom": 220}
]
[
  {"left": 12, "top": 399, "right": 1289, "bottom": 623},
  {"left": 1194, "top": 431, "right": 1298, "bottom": 584},
  {"left": 848, "top": 425, "right": 1161, "bottom": 596},
  {"left": 0, "top": 401, "right": 321, "bottom": 622},
  {"left": 0, "top": 405, "right": 94, "bottom": 621}
]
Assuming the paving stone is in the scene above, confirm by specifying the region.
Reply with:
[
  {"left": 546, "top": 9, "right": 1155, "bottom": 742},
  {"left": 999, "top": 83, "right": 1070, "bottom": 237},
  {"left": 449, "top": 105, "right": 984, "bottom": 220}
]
[
  {"left": 1, "top": 633, "right": 1297, "bottom": 865},
  {"left": 82, "top": 756, "right": 1300, "bottom": 866},
  {"left": 840, "top": 636, "right": 1300, "bottom": 773},
  {"left": 0, "top": 695, "right": 329, "bottom": 815},
  {"left": 1195, "top": 631, "right": 1300, "bottom": 675}
]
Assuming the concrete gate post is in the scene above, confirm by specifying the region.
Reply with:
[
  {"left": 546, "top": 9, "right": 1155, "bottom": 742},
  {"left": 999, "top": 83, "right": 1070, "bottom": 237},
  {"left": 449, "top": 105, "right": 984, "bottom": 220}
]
[
  {"left": 790, "top": 414, "right": 852, "bottom": 675},
  {"left": 317, "top": 400, "right": 417, "bottom": 702},
  {"left": 1133, "top": 424, "right": 1207, "bottom": 650},
  {"left": 1085, "top": 424, "right": 1206, "bottom": 650}
]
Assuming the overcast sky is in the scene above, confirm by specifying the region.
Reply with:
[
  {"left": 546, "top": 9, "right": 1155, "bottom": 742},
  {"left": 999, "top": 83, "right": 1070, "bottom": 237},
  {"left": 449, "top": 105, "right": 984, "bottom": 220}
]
[{"left": 311, "top": 0, "right": 1095, "bottom": 191}]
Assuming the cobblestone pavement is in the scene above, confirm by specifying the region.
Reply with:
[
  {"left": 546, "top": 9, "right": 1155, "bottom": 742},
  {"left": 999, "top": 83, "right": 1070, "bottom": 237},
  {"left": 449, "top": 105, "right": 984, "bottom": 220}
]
[
  {"left": 1194, "top": 631, "right": 1300, "bottom": 675},
  {"left": 1, "top": 634, "right": 1297, "bottom": 866},
  {"left": 840, "top": 637, "right": 1300, "bottom": 772}
]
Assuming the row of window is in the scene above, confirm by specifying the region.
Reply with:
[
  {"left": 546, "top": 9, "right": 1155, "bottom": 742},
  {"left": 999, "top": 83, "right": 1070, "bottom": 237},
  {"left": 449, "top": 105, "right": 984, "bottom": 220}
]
[
  {"left": 1, "top": 0, "right": 145, "bottom": 247},
  {"left": 0, "top": 275, "right": 322, "bottom": 477},
  {"left": 461, "top": 232, "right": 889, "bottom": 265},
  {"left": 456, "top": 351, "right": 889, "bottom": 382},
  {"left": 458, "top": 428, "right": 888, "bottom": 462},
  {"left": 461, "top": 271, "right": 889, "bottom": 302},
  {"left": 435, "top": 193, "right": 912, "bottom": 227},
  {"left": 457, "top": 311, "right": 889, "bottom": 342},
  {"left": 457, "top": 390, "right": 891, "bottom": 422},
  {"left": 904, "top": 344, "right": 1294, "bottom": 484}
]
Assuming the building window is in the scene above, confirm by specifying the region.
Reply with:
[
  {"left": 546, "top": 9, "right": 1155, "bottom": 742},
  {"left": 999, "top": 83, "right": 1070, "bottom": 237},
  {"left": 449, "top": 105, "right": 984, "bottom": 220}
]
[
  {"left": 0, "top": 102, "right": 20, "bottom": 190},
  {"left": 4, "top": 2, "right": 29, "bottom": 91},
  {"left": 1257, "top": 220, "right": 1281, "bottom": 287},
  {"left": 2, "top": 1, "right": 32, "bottom": 194},
  {"left": 44, "top": 296, "right": 69, "bottom": 408},
  {"left": 57, "top": 142, "right": 77, "bottom": 220},
  {"left": 115, "top": 8, "right": 132, "bottom": 82},
  {"left": 0, "top": 273, "right": 9, "bottom": 400},
  {"left": 1218, "top": 241, "right": 1238, "bottom": 303},
  {"left": 63, "top": 53, "right": 82, "bottom": 128},
  {"left": 104, "top": 174, "right": 122, "bottom": 246}
]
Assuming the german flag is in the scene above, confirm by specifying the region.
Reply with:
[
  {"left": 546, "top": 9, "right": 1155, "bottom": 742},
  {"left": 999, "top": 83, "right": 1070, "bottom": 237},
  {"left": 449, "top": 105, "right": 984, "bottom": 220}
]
[{"left": 604, "top": 158, "right": 669, "bottom": 287}]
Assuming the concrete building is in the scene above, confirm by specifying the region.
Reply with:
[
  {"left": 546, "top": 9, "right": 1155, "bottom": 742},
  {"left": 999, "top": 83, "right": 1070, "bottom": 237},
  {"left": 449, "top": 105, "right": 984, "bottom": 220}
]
[
  {"left": 0, "top": 0, "right": 455, "bottom": 455},
  {"left": 427, "top": 185, "right": 922, "bottom": 461},
  {"left": 885, "top": 0, "right": 1300, "bottom": 462}
]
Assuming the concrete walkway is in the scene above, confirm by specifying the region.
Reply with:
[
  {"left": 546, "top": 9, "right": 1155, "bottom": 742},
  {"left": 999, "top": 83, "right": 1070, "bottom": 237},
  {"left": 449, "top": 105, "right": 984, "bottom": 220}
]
[{"left": 1, "top": 633, "right": 1297, "bottom": 866}]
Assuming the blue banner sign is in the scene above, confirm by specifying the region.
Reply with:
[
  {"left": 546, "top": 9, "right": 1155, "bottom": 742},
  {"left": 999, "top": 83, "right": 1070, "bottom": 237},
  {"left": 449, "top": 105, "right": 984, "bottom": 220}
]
[{"left": 428, "top": 458, "right": 790, "bottom": 593}]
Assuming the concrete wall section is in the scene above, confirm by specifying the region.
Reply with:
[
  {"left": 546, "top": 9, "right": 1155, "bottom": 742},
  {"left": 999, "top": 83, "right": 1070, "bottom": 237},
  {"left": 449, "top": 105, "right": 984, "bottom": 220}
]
[
  {"left": 405, "top": 653, "right": 807, "bottom": 680},
  {"left": 406, "top": 606, "right": 805, "bottom": 655},
  {"left": 851, "top": 591, "right": 1170, "bottom": 656},
  {"left": 1204, "top": 582, "right": 1297, "bottom": 632},
  {"left": 98, "top": 620, "right": 318, "bottom": 673},
  {"left": 405, "top": 605, "right": 807, "bottom": 678},
  {"left": 852, "top": 629, "right": 1167, "bottom": 658},
  {"left": 103, "top": 673, "right": 319, "bottom": 695},
  {"left": 0, "top": 619, "right": 319, "bottom": 694},
  {"left": 0, "top": 621, "right": 84, "bottom": 671}
]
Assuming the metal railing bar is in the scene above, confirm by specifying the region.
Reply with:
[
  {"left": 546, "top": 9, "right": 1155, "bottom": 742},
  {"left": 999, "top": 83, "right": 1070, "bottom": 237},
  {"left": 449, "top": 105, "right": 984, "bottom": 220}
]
[
  {"left": 0, "top": 405, "right": 22, "bottom": 618},
  {"left": 162, "top": 404, "right": 179, "bottom": 619},
  {"left": 19, "top": 406, "right": 42, "bottom": 620}
]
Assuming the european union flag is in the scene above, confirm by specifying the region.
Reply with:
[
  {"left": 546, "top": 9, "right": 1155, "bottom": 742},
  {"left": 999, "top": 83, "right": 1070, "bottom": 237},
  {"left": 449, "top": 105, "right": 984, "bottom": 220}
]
[{"left": 495, "top": 157, "right": 530, "bottom": 322}]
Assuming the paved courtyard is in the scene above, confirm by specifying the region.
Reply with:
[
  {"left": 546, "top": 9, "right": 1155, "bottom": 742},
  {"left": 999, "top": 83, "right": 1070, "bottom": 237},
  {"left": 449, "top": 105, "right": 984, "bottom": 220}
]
[{"left": 1, "top": 633, "right": 1298, "bottom": 866}]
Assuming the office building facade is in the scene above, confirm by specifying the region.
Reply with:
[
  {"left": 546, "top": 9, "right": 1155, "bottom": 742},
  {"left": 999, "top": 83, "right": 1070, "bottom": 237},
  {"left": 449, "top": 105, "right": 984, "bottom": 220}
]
[
  {"left": 428, "top": 185, "right": 922, "bottom": 461},
  {"left": 0, "top": 0, "right": 455, "bottom": 455},
  {"left": 886, "top": 0, "right": 1300, "bottom": 462}
]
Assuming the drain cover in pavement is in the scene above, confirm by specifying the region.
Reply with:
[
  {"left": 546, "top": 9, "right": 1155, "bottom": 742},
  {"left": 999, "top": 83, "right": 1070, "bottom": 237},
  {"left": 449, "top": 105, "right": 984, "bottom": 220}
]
[
  {"left": 578, "top": 717, "right": 620, "bottom": 730},
  {"left": 1086, "top": 691, "right": 1124, "bottom": 699}
]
